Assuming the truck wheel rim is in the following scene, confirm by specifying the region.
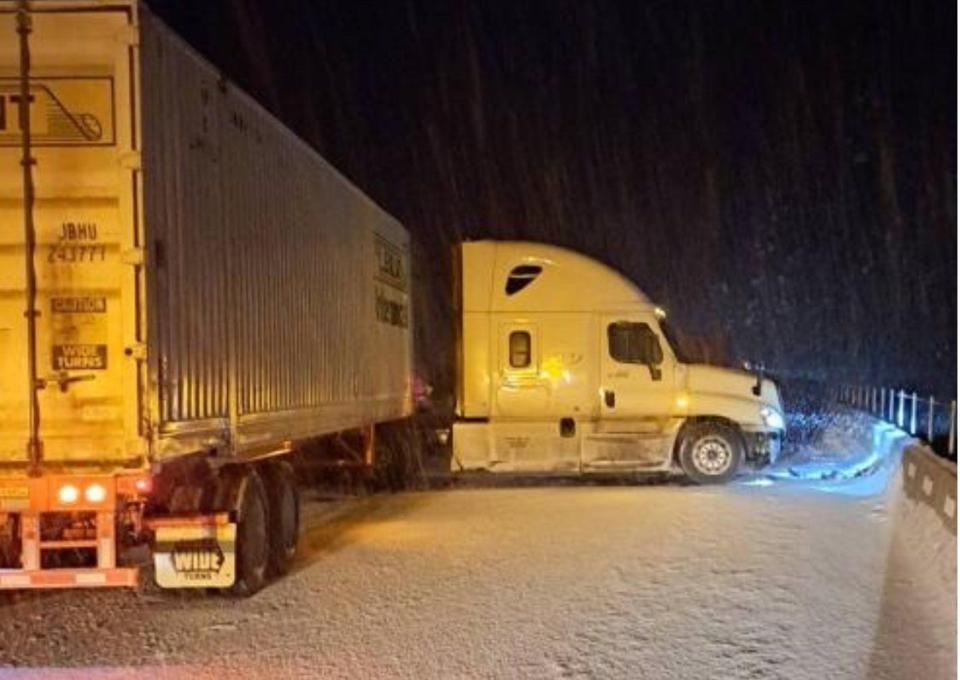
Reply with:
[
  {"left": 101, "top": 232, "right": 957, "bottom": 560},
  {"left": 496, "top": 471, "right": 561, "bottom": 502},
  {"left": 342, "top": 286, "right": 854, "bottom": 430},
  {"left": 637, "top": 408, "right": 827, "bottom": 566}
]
[{"left": 691, "top": 436, "right": 733, "bottom": 475}]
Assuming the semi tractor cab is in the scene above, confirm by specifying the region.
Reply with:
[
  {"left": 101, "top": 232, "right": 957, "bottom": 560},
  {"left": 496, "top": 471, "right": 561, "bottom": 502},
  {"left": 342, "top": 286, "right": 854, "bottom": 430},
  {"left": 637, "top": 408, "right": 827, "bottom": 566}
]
[{"left": 452, "top": 241, "right": 784, "bottom": 484}]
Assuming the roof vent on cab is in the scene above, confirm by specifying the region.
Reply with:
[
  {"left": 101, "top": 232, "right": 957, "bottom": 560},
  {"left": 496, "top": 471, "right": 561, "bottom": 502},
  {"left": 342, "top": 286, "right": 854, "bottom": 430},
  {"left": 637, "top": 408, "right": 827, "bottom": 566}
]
[{"left": 505, "top": 264, "right": 543, "bottom": 295}]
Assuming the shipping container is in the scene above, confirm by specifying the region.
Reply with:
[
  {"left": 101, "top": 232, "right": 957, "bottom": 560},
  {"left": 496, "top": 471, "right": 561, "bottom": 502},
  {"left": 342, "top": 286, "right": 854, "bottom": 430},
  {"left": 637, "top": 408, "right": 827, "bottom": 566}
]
[{"left": 0, "top": 0, "right": 412, "bottom": 592}]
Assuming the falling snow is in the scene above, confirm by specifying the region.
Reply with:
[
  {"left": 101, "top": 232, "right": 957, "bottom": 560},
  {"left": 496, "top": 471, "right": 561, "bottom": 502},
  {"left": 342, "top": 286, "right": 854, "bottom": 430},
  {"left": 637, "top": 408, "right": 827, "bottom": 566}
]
[{"left": 148, "top": 0, "right": 957, "bottom": 400}]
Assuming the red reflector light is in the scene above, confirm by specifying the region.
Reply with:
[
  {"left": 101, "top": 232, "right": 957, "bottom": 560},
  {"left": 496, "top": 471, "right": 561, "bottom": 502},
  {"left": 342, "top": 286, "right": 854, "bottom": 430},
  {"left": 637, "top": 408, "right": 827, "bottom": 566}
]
[{"left": 134, "top": 477, "right": 152, "bottom": 494}]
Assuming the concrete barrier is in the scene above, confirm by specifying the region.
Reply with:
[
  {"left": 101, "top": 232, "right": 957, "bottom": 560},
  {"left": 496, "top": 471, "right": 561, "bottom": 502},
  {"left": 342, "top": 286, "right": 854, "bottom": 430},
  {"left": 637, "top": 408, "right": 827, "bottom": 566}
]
[
  {"left": 868, "top": 435, "right": 957, "bottom": 680},
  {"left": 901, "top": 443, "right": 957, "bottom": 535}
]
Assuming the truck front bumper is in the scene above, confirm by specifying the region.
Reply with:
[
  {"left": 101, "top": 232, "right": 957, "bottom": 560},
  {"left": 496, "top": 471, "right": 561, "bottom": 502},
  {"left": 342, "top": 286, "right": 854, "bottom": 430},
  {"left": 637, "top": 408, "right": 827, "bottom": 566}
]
[{"left": 744, "top": 430, "right": 782, "bottom": 468}]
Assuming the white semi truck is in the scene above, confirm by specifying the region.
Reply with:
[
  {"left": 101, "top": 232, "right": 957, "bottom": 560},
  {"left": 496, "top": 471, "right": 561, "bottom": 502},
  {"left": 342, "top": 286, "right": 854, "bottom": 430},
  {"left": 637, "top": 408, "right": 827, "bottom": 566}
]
[
  {"left": 452, "top": 241, "right": 785, "bottom": 483},
  {"left": 0, "top": 1, "right": 411, "bottom": 593},
  {"left": 0, "top": 1, "right": 785, "bottom": 594}
]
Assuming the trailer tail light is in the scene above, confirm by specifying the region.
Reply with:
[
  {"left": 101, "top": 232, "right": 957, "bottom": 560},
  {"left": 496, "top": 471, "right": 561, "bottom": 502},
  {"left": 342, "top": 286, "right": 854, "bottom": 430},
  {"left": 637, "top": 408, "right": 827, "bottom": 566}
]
[
  {"left": 84, "top": 484, "right": 107, "bottom": 504},
  {"left": 56, "top": 481, "right": 110, "bottom": 506},
  {"left": 57, "top": 484, "right": 79, "bottom": 504},
  {"left": 116, "top": 474, "right": 152, "bottom": 498}
]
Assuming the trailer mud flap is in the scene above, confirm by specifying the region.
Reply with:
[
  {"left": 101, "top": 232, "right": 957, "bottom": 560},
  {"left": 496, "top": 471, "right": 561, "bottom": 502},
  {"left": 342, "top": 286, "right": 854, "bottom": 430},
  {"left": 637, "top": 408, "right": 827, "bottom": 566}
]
[{"left": 149, "top": 514, "right": 236, "bottom": 588}]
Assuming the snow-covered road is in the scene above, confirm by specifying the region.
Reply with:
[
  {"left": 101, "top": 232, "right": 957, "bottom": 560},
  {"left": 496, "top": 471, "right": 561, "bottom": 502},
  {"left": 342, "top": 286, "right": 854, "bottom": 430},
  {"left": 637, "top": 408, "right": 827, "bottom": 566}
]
[{"left": 0, "top": 420, "right": 954, "bottom": 679}]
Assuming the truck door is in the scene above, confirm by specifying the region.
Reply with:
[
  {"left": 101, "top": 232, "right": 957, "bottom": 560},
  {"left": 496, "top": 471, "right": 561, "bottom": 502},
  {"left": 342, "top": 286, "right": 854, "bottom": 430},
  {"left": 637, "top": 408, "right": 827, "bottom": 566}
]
[{"left": 599, "top": 315, "right": 677, "bottom": 428}]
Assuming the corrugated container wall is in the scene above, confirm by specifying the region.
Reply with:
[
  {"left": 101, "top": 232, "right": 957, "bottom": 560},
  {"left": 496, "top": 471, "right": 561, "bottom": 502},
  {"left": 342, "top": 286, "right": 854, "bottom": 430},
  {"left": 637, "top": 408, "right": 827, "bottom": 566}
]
[{"left": 139, "top": 7, "right": 412, "bottom": 461}]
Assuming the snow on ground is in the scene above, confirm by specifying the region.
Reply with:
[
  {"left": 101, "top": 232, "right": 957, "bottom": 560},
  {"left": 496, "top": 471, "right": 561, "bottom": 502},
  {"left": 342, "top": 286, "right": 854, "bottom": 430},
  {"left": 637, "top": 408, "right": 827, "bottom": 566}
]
[{"left": 0, "top": 416, "right": 954, "bottom": 680}]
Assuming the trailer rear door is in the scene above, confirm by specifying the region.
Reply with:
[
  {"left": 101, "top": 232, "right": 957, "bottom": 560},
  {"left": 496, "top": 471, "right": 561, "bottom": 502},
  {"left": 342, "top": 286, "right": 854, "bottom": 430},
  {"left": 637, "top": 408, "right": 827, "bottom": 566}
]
[{"left": 0, "top": 4, "right": 143, "bottom": 468}]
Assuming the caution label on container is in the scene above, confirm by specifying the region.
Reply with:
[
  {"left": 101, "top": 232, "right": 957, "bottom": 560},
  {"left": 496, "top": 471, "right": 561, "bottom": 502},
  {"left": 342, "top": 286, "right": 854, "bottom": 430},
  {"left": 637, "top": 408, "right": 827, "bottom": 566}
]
[
  {"left": 50, "top": 296, "right": 108, "bottom": 371},
  {"left": 52, "top": 344, "right": 107, "bottom": 370},
  {"left": 51, "top": 296, "right": 107, "bottom": 314}
]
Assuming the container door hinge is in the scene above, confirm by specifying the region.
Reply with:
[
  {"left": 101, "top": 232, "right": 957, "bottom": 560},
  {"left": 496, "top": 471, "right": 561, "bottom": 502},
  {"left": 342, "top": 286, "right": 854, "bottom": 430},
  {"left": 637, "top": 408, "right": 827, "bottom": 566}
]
[
  {"left": 119, "top": 151, "right": 142, "bottom": 170},
  {"left": 121, "top": 247, "right": 144, "bottom": 266},
  {"left": 115, "top": 25, "right": 139, "bottom": 48},
  {"left": 124, "top": 343, "right": 147, "bottom": 361}
]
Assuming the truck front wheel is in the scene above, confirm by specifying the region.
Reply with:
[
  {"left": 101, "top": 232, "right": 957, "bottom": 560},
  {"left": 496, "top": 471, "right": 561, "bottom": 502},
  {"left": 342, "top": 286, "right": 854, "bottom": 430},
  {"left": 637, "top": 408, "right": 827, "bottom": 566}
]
[{"left": 678, "top": 422, "right": 744, "bottom": 485}]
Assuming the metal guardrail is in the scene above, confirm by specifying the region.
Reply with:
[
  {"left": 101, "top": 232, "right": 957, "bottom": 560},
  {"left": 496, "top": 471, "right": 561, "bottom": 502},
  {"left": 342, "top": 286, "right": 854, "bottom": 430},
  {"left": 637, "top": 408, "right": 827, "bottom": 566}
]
[{"left": 837, "top": 385, "right": 957, "bottom": 458}]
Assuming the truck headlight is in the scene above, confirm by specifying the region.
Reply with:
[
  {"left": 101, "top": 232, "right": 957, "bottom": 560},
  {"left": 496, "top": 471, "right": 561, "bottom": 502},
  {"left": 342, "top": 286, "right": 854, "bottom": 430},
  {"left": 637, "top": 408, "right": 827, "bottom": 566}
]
[{"left": 760, "top": 406, "right": 785, "bottom": 431}]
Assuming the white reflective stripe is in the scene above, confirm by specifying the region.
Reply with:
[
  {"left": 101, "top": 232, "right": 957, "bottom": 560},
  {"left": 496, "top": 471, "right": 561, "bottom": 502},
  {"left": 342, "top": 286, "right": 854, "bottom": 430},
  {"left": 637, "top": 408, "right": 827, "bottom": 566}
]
[
  {"left": 155, "top": 526, "right": 219, "bottom": 542},
  {"left": 0, "top": 574, "right": 31, "bottom": 587},
  {"left": 98, "top": 538, "right": 115, "bottom": 568},
  {"left": 75, "top": 572, "right": 107, "bottom": 585}
]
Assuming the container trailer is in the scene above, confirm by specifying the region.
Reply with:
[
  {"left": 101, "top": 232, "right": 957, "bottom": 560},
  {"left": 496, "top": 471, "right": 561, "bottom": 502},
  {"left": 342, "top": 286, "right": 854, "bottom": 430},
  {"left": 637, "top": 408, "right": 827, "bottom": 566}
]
[{"left": 0, "top": 0, "right": 411, "bottom": 593}]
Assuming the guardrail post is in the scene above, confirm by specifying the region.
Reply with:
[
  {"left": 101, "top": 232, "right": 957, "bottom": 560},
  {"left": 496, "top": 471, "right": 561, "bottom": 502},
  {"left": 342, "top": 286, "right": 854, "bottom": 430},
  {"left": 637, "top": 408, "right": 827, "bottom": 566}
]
[
  {"left": 927, "top": 396, "right": 935, "bottom": 442},
  {"left": 910, "top": 392, "right": 917, "bottom": 434},
  {"left": 872, "top": 387, "right": 878, "bottom": 414},
  {"left": 949, "top": 401, "right": 956, "bottom": 457},
  {"left": 889, "top": 388, "right": 896, "bottom": 422},
  {"left": 880, "top": 389, "right": 886, "bottom": 420},
  {"left": 897, "top": 389, "right": 905, "bottom": 428}
]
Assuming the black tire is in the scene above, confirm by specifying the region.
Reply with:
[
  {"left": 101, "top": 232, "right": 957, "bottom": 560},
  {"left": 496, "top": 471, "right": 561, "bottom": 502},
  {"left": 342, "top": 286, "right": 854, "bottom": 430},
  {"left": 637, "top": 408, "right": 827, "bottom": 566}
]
[
  {"left": 223, "top": 468, "right": 270, "bottom": 596},
  {"left": 261, "top": 461, "right": 300, "bottom": 576},
  {"left": 678, "top": 421, "right": 744, "bottom": 485}
]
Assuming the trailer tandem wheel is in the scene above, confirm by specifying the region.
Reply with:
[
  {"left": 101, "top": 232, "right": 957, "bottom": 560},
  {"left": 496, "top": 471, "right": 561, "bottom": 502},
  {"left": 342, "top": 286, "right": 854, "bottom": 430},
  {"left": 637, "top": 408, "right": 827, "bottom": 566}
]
[
  {"left": 217, "top": 467, "right": 270, "bottom": 596},
  {"left": 261, "top": 460, "right": 300, "bottom": 576}
]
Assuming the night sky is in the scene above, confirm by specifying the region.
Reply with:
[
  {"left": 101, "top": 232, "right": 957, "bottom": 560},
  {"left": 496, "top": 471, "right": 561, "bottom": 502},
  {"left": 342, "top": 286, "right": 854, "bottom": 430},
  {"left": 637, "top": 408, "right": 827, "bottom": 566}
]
[{"left": 150, "top": 0, "right": 956, "bottom": 400}]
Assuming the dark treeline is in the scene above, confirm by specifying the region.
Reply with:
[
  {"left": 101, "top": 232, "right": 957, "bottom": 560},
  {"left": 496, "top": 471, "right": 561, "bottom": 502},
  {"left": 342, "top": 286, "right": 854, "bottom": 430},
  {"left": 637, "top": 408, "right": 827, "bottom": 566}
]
[{"left": 150, "top": 0, "right": 956, "bottom": 399}]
